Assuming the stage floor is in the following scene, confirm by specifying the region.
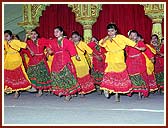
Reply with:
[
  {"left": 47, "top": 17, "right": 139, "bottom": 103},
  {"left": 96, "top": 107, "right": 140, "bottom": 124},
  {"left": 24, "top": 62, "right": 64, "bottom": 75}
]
[{"left": 3, "top": 91, "right": 165, "bottom": 125}]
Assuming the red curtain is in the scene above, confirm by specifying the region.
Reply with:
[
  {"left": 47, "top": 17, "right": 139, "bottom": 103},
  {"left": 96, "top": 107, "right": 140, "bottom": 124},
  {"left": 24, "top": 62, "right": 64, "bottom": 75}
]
[
  {"left": 36, "top": 4, "right": 164, "bottom": 43},
  {"left": 36, "top": 4, "right": 83, "bottom": 39},
  {"left": 162, "top": 18, "right": 164, "bottom": 38},
  {"left": 92, "top": 4, "right": 153, "bottom": 43}
]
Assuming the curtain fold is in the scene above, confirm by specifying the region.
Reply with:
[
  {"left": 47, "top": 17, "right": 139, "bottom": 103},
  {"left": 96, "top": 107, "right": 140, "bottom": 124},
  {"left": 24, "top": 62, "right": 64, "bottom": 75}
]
[
  {"left": 36, "top": 4, "right": 164, "bottom": 43},
  {"left": 162, "top": 18, "right": 164, "bottom": 37},
  {"left": 92, "top": 4, "right": 153, "bottom": 43},
  {"left": 36, "top": 4, "right": 83, "bottom": 39}
]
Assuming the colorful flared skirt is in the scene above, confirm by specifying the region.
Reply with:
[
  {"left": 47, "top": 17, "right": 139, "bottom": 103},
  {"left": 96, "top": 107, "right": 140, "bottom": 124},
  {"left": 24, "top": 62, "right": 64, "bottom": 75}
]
[
  {"left": 127, "top": 73, "right": 149, "bottom": 97},
  {"left": 51, "top": 65, "right": 81, "bottom": 96},
  {"left": 155, "top": 57, "right": 164, "bottom": 90},
  {"left": 27, "top": 60, "right": 52, "bottom": 90},
  {"left": 91, "top": 66, "right": 104, "bottom": 85},
  {"left": 155, "top": 72, "right": 164, "bottom": 90},
  {"left": 147, "top": 73, "right": 158, "bottom": 92},
  {"left": 78, "top": 74, "right": 95, "bottom": 94},
  {"left": 4, "top": 65, "right": 31, "bottom": 94},
  {"left": 100, "top": 70, "right": 132, "bottom": 94}
]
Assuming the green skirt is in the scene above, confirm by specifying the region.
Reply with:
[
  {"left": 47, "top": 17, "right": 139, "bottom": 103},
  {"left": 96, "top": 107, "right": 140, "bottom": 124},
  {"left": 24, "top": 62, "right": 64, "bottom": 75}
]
[
  {"left": 155, "top": 72, "right": 164, "bottom": 87},
  {"left": 27, "top": 61, "right": 51, "bottom": 90},
  {"left": 51, "top": 65, "right": 81, "bottom": 96},
  {"left": 129, "top": 74, "right": 147, "bottom": 89},
  {"left": 91, "top": 67, "right": 104, "bottom": 85}
]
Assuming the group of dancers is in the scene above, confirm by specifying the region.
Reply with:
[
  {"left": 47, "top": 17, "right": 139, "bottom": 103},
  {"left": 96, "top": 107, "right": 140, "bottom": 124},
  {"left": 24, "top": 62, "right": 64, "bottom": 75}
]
[{"left": 4, "top": 23, "right": 164, "bottom": 101}]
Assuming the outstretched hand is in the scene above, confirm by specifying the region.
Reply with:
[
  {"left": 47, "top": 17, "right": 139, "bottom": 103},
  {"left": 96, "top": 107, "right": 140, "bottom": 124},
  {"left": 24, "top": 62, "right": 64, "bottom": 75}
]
[
  {"left": 104, "top": 36, "right": 109, "bottom": 41},
  {"left": 101, "top": 36, "right": 109, "bottom": 45}
]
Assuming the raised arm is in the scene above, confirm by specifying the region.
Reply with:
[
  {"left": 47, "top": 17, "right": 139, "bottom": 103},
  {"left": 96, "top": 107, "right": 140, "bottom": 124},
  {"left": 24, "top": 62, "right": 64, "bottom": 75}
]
[{"left": 99, "top": 36, "right": 109, "bottom": 47}]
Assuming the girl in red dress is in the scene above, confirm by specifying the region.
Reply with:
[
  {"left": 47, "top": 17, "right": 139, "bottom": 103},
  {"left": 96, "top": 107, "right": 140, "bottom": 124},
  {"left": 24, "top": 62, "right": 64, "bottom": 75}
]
[
  {"left": 48, "top": 26, "right": 81, "bottom": 101},
  {"left": 26, "top": 30, "right": 52, "bottom": 96},
  {"left": 135, "top": 33, "right": 158, "bottom": 93},
  {"left": 154, "top": 37, "right": 164, "bottom": 92},
  {"left": 88, "top": 37, "right": 106, "bottom": 94},
  {"left": 126, "top": 30, "right": 148, "bottom": 98}
]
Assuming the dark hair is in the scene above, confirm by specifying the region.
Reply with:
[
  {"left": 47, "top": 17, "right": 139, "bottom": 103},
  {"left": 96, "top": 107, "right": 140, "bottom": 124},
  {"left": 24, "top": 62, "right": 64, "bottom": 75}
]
[
  {"left": 107, "top": 23, "right": 118, "bottom": 31},
  {"left": 12, "top": 34, "right": 20, "bottom": 40},
  {"left": 31, "top": 29, "right": 40, "bottom": 38},
  {"left": 151, "top": 34, "right": 159, "bottom": 40},
  {"left": 72, "top": 31, "right": 80, "bottom": 37},
  {"left": 72, "top": 31, "right": 82, "bottom": 41},
  {"left": 128, "top": 30, "right": 138, "bottom": 36},
  {"left": 161, "top": 38, "right": 164, "bottom": 42},
  {"left": 63, "top": 32, "right": 67, "bottom": 37},
  {"left": 54, "top": 26, "right": 63, "bottom": 32},
  {"left": 54, "top": 26, "right": 67, "bottom": 36},
  {"left": 4, "top": 30, "right": 13, "bottom": 37},
  {"left": 92, "top": 36, "right": 99, "bottom": 42},
  {"left": 15, "top": 35, "right": 20, "bottom": 40},
  {"left": 137, "top": 33, "right": 143, "bottom": 39},
  {"left": 80, "top": 35, "right": 84, "bottom": 41}
]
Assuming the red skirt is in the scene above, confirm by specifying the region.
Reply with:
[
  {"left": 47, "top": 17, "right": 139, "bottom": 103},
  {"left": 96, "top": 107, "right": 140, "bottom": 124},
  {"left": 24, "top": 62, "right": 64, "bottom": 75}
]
[
  {"left": 78, "top": 74, "right": 95, "bottom": 94},
  {"left": 147, "top": 73, "right": 158, "bottom": 92},
  {"left": 126, "top": 54, "right": 146, "bottom": 74},
  {"left": 155, "top": 56, "right": 164, "bottom": 73},
  {"left": 4, "top": 66, "right": 31, "bottom": 94},
  {"left": 100, "top": 70, "right": 132, "bottom": 93}
]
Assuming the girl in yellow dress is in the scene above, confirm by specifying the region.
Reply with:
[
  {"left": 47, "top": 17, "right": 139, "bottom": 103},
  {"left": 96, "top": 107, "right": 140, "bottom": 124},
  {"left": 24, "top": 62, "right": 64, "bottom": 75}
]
[
  {"left": 71, "top": 31, "right": 96, "bottom": 97},
  {"left": 4, "top": 30, "right": 34, "bottom": 98},
  {"left": 99, "top": 23, "right": 144, "bottom": 101},
  {"left": 13, "top": 34, "right": 30, "bottom": 71}
]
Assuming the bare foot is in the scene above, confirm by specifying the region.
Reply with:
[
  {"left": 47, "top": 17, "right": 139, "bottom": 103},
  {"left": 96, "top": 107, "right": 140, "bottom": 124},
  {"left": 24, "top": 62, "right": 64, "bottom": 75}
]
[
  {"left": 115, "top": 93, "right": 120, "bottom": 102},
  {"left": 104, "top": 90, "right": 109, "bottom": 98},
  {"left": 64, "top": 96, "right": 72, "bottom": 101},
  {"left": 14, "top": 92, "right": 20, "bottom": 99},
  {"left": 27, "top": 87, "right": 37, "bottom": 92},
  {"left": 36, "top": 90, "right": 43, "bottom": 97},
  {"left": 80, "top": 94, "right": 85, "bottom": 98},
  {"left": 58, "top": 92, "right": 63, "bottom": 97}
]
